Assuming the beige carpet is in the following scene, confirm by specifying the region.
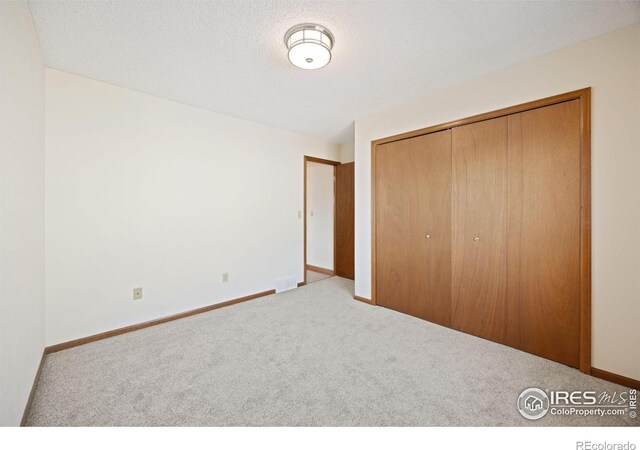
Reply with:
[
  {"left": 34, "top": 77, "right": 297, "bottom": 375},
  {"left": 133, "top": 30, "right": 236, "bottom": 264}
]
[{"left": 27, "top": 277, "right": 637, "bottom": 426}]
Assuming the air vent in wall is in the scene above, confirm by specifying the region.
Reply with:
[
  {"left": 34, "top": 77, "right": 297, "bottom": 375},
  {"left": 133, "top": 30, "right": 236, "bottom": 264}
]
[{"left": 275, "top": 275, "right": 298, "bottom": 293}]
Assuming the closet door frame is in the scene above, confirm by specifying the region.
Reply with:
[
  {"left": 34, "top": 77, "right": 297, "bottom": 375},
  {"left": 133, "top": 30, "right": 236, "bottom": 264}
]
[{"left": 370, "top": 88, "right": 591, "bottom": 374}]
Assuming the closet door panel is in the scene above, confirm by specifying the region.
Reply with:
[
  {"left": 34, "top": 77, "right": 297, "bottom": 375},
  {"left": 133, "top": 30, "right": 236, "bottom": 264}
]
[
  {"left": 375, "top": 130, "right": 452, "bottom": 326},
  {"left": 452, "top": 117, "right": 508, "bottom": 343},
  {"left": 508, "top": 100, "right": 581, "bottom": 367}
]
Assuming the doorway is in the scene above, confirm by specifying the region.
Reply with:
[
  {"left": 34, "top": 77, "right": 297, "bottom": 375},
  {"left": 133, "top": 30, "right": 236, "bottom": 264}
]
[
  {"left": 304, "top": 156, "right": 339, "bottom": 284},
  {"left": 303, "top": 155, "right": 355, "bottom": 285}
]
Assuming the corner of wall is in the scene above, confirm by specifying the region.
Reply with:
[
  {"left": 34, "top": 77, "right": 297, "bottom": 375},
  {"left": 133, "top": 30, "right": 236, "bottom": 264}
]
[{"left": 0, "top": 0, "right": 47, "bottom": 426}]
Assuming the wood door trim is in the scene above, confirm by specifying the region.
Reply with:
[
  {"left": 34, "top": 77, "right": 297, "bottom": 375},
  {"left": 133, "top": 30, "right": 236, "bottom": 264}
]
[
  {"left": 305, "top": 156, "right": 341, "bottom": 166},
  {"left": 372, "top": 88, "right": 591, "bottom": 146},
  {"left": 371, "top": 88, "right": 591, "bottom": 373},
  {"left": 579, "top": 88, "right": 592, "bottom": 374},
  {"left": 591, "top": 368, "right": 640, "bottom": 390},
  {"left": 353, "top": 295, "right": 374, "bottom": 305},
  {"left": 371, "top": 144, "right": 378, "bottom": 305},
  {"left": 303, "top": 155, "right": 340, "bottom": 285},
  {"left": 45, "top": 288, "right": 276, "bottom": 354},
  {"left": 20, "top": 350, "right": 46, "bottom": 426},
  {"left": 305, "top": 264, "right": 335, "bottom": 276}
]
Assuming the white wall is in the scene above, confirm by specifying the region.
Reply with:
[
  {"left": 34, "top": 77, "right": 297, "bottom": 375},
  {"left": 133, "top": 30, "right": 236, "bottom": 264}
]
[
  {"left": 0, "top": 1, "right": 46, "bottom": 426},
  {"left": 46, "top": 69, "right": 339, "bottom": 346},
  {"left": 306, "top": 162, "right": 334, "bottom": 270},
  {"left": 339, "top": 142, "right": 354, "bottom": 164},
  {"left": 355, "top": 23, "right": 640, "bottom": 380}
]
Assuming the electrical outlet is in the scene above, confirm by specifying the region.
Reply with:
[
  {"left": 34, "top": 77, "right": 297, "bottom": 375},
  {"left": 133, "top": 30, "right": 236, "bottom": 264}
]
[
  {"left": 222, "top": 273, "right": 229, "bottom": 283},
  {"left": 298, "top": 210, "right": 302, "bottom": 219},
  {"left": 133, "top": 287, "right": 143, "bottom": 300}
]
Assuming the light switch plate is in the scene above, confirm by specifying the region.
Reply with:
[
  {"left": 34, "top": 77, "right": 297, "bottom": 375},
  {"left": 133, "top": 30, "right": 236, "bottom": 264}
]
[
  {"left": 133, "top": 287, "right": 143, "bottom": 300},
  {"left": 222, "top": 273, "right": 229, "bottom": 283}
]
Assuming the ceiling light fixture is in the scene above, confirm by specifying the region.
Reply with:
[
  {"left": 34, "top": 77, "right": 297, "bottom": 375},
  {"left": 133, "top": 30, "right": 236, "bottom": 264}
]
[{"left": 284, "top": 23, "right": 334, "bottom": 70}]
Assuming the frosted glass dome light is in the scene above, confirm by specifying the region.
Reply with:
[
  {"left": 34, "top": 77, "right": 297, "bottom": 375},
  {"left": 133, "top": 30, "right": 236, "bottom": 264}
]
[{"left": 285, "top": 24, "right": 334, "bottom": 70}]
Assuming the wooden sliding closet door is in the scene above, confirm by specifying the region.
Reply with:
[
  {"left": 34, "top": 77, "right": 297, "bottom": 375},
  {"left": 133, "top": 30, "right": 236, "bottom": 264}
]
[
  {"left": 375, "top": 130, "right": 452, "bottom": 326},
  {"left": 508, "top": 100, "right": 581, "bottom": 367},
  {"left": 451, "top": 117, "right": 508, "bottom": 344}
]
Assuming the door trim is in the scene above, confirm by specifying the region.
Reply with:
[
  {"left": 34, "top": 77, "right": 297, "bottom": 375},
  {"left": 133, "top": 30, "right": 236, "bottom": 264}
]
[
  {"left": 305, "top": 264, "right": 335, "bottom": 276},
  {"left": 371, "top": 88, "right": 591, "bottom": 373},
  {"left": 303, "top": 156, "right": 340, "bottom": 285}
]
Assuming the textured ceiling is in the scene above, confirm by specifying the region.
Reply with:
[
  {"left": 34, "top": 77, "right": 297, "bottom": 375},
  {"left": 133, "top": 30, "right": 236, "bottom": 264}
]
[{"left": 29, "top": 0, "right": 640, "bottom": 143}]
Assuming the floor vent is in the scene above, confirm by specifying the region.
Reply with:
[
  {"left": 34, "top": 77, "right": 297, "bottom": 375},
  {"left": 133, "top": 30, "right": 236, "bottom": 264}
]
[{"left": 275, "top": 275, "right": 298, "bottom": 293}]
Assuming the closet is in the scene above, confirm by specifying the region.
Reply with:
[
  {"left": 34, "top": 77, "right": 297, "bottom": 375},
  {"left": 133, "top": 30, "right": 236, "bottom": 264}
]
[{"left": 373, "top": 90, "right": 590, "bottom": 372}]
